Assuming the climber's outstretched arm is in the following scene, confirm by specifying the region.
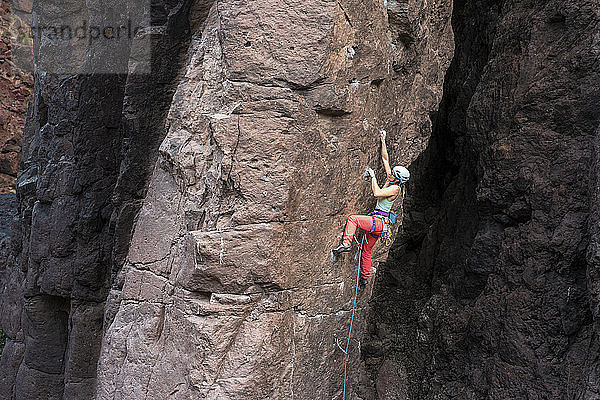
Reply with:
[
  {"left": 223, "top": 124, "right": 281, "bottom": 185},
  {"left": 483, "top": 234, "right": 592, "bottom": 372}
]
[{"left": 380, "top": 130, "right": 392, "bottom": 177}]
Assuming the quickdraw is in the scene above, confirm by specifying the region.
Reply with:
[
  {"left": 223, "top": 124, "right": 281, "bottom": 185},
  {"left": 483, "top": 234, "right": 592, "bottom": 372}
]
[{"left": 379, "top": 217, "right": 394, "bottom": 247}]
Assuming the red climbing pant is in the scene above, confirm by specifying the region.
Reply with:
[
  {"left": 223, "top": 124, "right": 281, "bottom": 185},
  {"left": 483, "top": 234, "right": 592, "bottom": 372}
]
[{"left": 342, "top": 215, "right": 383, "bottom": 279}]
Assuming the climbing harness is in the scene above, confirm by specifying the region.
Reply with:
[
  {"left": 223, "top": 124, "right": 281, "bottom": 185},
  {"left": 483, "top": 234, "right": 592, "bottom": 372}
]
[
  {"left": 367, "top": 215, "right": 383, "bottom": 237},
  {"left": 334, "top": 234, "right": 366, "bottom": 400},
  {"left": 367, "top": 210, "right": 398, "bottom": 247}
]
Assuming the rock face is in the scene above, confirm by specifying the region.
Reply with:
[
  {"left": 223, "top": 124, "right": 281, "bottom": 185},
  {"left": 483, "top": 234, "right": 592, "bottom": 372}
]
[
  {"left": 0, "top": 0, "right": 196, "bottom": 398},
  {"left": 95, "top": 1, "right": 453, "bottom": 399},
  {"left": 0, "top": 0, "right": 33, "bottom": 192},
  {"left": 0, "top": 0, "right": 453, "bottom": 399},
  {"left": 366, "top": 0, "right": 600, "bottom": 398},
  {"left": 2, "top": 0, "right": 599, "bottom": 399},
  {"left": 0, "top": 192, "right": 16, "bottom": 290}
]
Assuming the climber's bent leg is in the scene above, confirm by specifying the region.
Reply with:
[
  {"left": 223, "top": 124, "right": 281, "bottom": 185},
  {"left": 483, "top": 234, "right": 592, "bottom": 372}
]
[{"left": 342, "top": 215, "right": 375, "bottom": 246}]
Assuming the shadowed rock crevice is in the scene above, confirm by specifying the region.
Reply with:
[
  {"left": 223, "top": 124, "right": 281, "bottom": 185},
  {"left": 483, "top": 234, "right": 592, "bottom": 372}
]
[
  {"left": 365, "top": 0, "right": 502, "bottom": 397},
  {"left": 106, "top": 0, "right": 213, "bottom": 289},
  {"left": 366, "top": 0, "right": 600, "bottom": 398}
]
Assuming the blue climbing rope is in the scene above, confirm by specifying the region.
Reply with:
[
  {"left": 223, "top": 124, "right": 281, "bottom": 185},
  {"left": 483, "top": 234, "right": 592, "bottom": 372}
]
[{"left": 341, "top": 234, "right": 365, "bottom": 400}]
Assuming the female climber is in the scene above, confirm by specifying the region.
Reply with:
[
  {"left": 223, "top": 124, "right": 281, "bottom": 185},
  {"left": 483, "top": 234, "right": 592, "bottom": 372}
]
[{"left": 331, "top": 129, "right": 410, "bottom": 287}]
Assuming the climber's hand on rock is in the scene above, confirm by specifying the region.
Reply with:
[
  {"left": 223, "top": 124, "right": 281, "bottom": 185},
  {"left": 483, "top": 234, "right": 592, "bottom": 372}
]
[
  {"left": 380, "top": 129, "right": 386, "bottom": 141},
  {"left": 364, "top": 166, "right": 375, "bottom": 179}
]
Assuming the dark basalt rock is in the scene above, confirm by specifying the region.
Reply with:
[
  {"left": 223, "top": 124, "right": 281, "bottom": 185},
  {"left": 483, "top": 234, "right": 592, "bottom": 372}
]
[
  {"left": 367, "top": 0, "right": 600, "bottom": 398},
  {"left": 0, "top": 0, "right": 198, "bottom": 397}
]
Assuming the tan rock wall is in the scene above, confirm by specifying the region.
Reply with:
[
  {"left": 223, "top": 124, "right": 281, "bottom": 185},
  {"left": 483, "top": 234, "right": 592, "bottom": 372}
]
[{"left": 96, "top": 0, "right": 454, "bottom": 398}]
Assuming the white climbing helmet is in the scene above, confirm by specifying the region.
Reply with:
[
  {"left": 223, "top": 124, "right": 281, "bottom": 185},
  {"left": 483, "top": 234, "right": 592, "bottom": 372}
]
[{"left": 392, "top": 166, "right": 410, "bottom": 183}]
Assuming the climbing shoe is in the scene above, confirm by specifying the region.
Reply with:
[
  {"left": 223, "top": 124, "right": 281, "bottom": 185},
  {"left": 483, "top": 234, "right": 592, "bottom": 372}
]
[
  {"left": 331, "top": 244, "right": 351, "bottom": 262},
  {"left": 332, "top": 244, "right": 351, "bottom": 255}
]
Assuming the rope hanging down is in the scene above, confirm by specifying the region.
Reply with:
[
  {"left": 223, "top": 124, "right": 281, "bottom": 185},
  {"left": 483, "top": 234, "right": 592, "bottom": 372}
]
[{"left": 335, "top": 234, "right": 365, "bottom": 400}]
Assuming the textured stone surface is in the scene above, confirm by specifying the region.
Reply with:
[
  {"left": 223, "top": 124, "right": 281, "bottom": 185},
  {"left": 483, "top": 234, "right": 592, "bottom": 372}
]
[
  {"left": 0, "top": 0, "right": 33, "bottom": 192},
  {"left": 366, "top": 0, "right": 600, "bottom": 398},
  {"left": 4, "top": 0, "right": 598, "bottom": 398},
  {"left": 0, "top": 193, "right": 17, "bottom": 313},
  {"left": 0, "top": 0, "right": 453, "bottom": 398},
  {"left": 95, "top": 0, "right": 453, "bottom": 398},
  {"left": 0, "top": 0, "right": 196, "bottom": 398}
]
